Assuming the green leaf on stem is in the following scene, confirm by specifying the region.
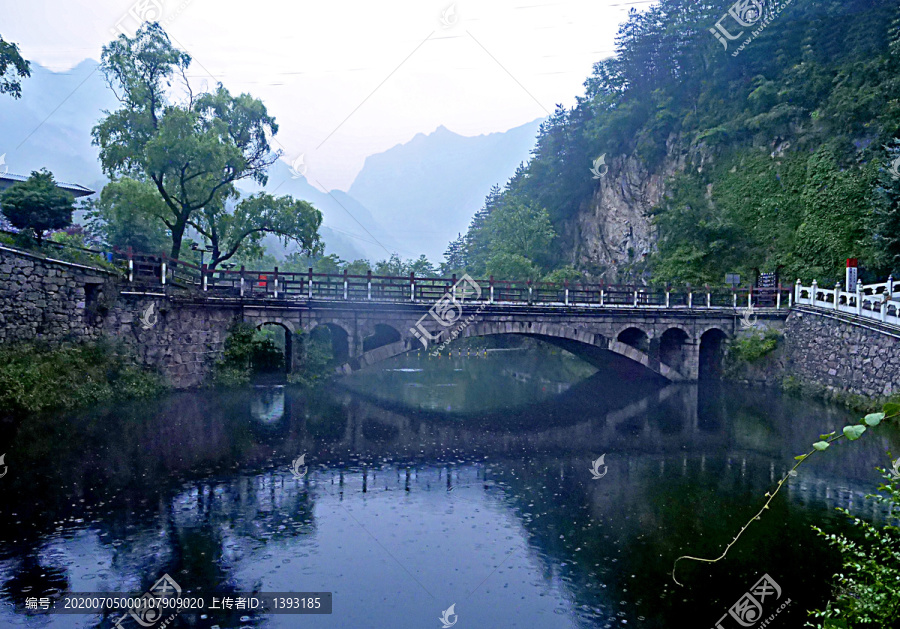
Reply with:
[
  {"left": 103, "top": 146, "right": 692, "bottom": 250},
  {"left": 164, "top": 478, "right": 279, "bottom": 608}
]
[
  {"left": 843, "top": 425, "right": 867, "bottom": 440},
  {"left": 864, "top": 413, "right": 885, "bottom": 427},
  {"left": 883, "top": 402, "right": 900, "bottom": 417},
  {"left": 813, "top": 441, "right": 830, "bottom": 451}
]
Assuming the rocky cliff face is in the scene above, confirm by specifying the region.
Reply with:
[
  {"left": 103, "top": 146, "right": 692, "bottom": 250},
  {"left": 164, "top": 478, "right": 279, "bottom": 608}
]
[{"left": 561, "top": 139, "right": 707, "bottom": 284}]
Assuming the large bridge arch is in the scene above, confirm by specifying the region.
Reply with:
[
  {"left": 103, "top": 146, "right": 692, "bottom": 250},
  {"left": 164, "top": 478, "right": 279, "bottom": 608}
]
[{"left": 339, "top": 320, "right": 688, "bottom": 381}]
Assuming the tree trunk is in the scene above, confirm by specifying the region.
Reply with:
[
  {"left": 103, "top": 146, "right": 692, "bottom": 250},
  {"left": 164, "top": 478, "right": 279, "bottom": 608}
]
[{"left": 170, "top": 223, "right": 185, "bottom": 259}]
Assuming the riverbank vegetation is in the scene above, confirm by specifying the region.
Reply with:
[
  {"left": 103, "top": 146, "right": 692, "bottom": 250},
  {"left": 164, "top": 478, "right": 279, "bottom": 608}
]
[
  {"left": 807, "top": 465, "right": 900, "bottom": 628},
  {"left": 0, "top": 339, "right": 165, "bottom": 417}
]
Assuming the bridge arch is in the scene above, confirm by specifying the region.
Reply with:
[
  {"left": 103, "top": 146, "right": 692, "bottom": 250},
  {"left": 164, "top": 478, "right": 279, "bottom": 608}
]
[
  {"left": 341, "top": 320, "right": 686, "bottom": 381},
  {"left": 617, "top": 326, "right": 650, "bottom": 353},
  {"left": 363, "top": 323, "right": 402, "bottom": 353},
  {"left": 308, "top": 322, "right": 351, "bottom": 365},
  {"left": 659, "top": 327, "right": 690, "bottom": 375},
  {"left": 699, "top": 328, "right": 729, "bottom": 380},
  {"left": 254, "top": 321, "right": 294, "bottom": 373}
]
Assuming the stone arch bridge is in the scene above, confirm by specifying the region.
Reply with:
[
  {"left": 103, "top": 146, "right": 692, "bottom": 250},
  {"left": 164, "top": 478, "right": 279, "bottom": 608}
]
[{"left": 237, "top": 300, "right": 785, "bottom": 382}]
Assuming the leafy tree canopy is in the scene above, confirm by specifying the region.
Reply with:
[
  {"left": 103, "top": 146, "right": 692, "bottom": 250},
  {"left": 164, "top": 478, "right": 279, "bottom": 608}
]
[
  {"left": 446, "top": 0, "right": 900, "bottom": 285},
  {"left": 92, "top": 23, "right": 321, "bottom": 267},
  {"left": 0, "top": 169, "right": 74, "bottom": 244},
  {"left": 84, "top": 178, "right": 170, "bottom": 254},
  {"left": 0, "top": 34, "right": 30, "bottom": 99}
]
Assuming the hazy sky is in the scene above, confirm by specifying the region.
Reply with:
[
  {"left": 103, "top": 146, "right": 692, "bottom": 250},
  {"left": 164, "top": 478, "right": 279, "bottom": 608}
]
[{"left": 4, "top": 0, "right": 653, "bottom": 189}]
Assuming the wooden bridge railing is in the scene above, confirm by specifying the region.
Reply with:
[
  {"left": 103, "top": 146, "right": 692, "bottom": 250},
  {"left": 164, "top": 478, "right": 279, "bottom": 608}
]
[{"left": 117, "top": 251, "right": 794, "bottom": 309}]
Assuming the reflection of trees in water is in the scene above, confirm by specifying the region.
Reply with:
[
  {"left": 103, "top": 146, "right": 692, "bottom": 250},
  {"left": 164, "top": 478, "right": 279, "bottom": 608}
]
[
  {"left": 250, "top": 385, "right": 286, "bottom": 424},
  {"left": 471, "top": 387, "right": 896, "bottom": 629},
  {"left": 342, "top": 346, "right": 600, "bottom": 414},
  {"left": 1, "top": 376, "right": 897, "bottom": 628}
]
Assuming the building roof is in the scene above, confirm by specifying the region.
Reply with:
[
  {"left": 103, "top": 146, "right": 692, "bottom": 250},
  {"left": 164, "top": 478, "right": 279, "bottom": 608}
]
[{"left": 0, "top": 173, "right": 95, "bottom": 198}]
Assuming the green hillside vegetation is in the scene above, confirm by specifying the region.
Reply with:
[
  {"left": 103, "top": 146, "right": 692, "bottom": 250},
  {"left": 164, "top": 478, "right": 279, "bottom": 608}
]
[{"left": 447, "top": 0, "right": 900, "bottom": 286}]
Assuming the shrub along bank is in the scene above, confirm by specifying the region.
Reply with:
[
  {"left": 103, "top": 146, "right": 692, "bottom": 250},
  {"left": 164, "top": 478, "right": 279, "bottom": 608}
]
[{"left": 0, "top": 339, "right": 166, "bottom": 417}]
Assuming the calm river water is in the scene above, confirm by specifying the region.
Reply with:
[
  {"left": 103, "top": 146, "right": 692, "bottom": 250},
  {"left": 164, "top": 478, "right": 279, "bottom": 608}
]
[{"left": 0, "top": 347, "right": 897, "bottom": 628}]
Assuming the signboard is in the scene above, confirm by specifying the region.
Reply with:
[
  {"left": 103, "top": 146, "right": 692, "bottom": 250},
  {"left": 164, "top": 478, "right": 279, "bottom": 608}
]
[
  {"left": 846, "top": 259, "right": 858, "bottom": 289},
  {"left": 725, "top": 273, "right": 741, "bottom": 287},
  {"left": 757, "top": 273, "right": 777, "bottom": 289}
]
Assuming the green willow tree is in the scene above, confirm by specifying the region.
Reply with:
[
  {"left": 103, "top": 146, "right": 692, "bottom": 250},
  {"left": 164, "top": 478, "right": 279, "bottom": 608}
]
[
  {"left": 84, "top": 178, "right": 170, "bottom": 253},
  {"left": 92, "top": 23, "right": 321, "bottom": 265},
  {"left": 192, "top": 193, "right": 322, "bottom": 270}
]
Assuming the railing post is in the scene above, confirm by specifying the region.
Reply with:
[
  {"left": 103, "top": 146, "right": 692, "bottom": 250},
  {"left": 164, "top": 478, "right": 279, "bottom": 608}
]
[
  {"left": 705, "top": 284, "right": 710, "bottom": 308},
  {"left": 489, "top": 276, "right": 495, "bottom": 304},
  {"left": 881, "top": 295, "right": 887, "bottom": 321},
  {"left": 833, "top": 281, "right": 841, "bottom": 310},
  {"left": 795, "top": 278, "right": 801, "bottom": 304},
  {"left": 452, "top": 274, "right": 457, "bottom": 301},
  {"left": 600, "top": 287, "right": 605, "bottom": 307},
  {"left": 747, "top": 286, "right": 752, "bottom": 309},
  {"left": 344, "top": 270, "right": 349, "bottom": 300},
  {"left": 788, "top": 286, "right": 793, "bottom": 308},
  {"left": 776, "top": 284, "right": 781, "bottom": 309},
  {"left": 811, "top": 279, "right": 818, "bottom": 305},
  {"left": 666, "top": 285, "right": 670, "bottom": 308},
  {"left": 367, "top": 270, "right": 372, "bottom": 300},
  {"left": 564, "top": 279, "right": 569, "bottom": 306},
  {"left": 732, "top": 287, "right": 737, "bottom": 308},
  {"left": 529, "top": 280, "right": 534, "bottom": 305},
  {"left": 128, "top": 258, "right": 134, "bottom": 283},
  {"left": 274, "top": 266, "right": 279, "bottom": 299},
  {"left": 410, "top": 272, "right": 415, "bottom": 302},
  {"left": 308, "top": 267, "right": 313, "bottom": 299},
  {"left": 888, "top": 275, "right": 894, "bottom": 297},
  {"left": 202, "top": 264, "right": 208, "bottom": 291},
  {"left": 633, "top": 288, "right": 638, "bottom": 307},
  {"left": 161, "top": 261, "right": 166, "bottom": 286},
  {"left": 240, "top": 265, "right": 245, "bottom": 297},
  {"left": 687, "top": 284, "right": 692, "bottom": 309},
  {"left": 856, "top": 279, "right": 862, "bottom": 314}
]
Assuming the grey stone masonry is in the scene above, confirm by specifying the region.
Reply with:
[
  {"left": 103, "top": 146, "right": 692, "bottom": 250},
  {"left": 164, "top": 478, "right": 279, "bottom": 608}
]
[
  {"left": 0, "top": 245, "right": 116, "bottom": 344},
  {"left": 0, "top": 246, "right": 240, "bottom": 388},
  {"left": 784, "top": 306, "right": 900, "bottom": 399}
]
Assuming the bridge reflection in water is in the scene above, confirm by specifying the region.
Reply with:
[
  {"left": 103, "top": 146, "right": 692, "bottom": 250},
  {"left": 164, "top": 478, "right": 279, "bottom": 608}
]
[{"left": 0, "top": 368, "right": 896, "bottom": 628}]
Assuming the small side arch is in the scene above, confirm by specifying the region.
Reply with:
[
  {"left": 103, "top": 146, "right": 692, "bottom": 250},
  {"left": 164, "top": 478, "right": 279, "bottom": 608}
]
[
  {"left": 363, "top": 323, "right": 402, "bottom": 353},
  {"left": 253, "top": 321, "right": 293, "bottom": 373},
  {"left": 659, "top": 327, "right": 690, "bottom": 375},
  {"left": 617, "top": 327, "right": 650, "bottom": 353},
  {"left": 308, "top": 322, "right": 351, "bottom": 365},
  {"left": 699, "top": 327, "right": 729, "bottom": 380}
]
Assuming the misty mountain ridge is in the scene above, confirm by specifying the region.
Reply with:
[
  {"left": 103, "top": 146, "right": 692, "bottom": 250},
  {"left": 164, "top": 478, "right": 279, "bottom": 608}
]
[
  {"left": 1, "top": 59, "right": 542, "bottom": 264},
  {"left": 348, "top": 119, "right": 545, "bottom": 260}
]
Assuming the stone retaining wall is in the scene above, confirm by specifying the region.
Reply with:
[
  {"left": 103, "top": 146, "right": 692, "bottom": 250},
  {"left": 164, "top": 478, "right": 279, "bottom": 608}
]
[
  {"left": 0, "top": 246, "right": 239, "bottom": 387},
  {"left": 784, "top": 307, "right": 900, "bottom": 399},
  {"left": 0, "top": 245, "right": 116, "bottom": 344}
]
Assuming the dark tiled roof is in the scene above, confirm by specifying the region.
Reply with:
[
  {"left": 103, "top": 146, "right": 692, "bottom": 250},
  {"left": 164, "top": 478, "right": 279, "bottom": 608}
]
[{"left": 0, "top": 173, "right": 95, "bottom": 198}]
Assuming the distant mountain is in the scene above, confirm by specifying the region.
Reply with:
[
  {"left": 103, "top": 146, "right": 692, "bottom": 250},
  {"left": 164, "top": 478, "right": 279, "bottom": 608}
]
[
  {"left": 237, "top": 160, "right": 403, "bottom": 262},
  {"left": 0, "top": 60, "right": 543, "bottom": 264},
  {"left": 347, "top": 119, "right": 545, "bottom": 261},
  {"left": 0, "top": 59, "right": 113, "bottom": 193}
]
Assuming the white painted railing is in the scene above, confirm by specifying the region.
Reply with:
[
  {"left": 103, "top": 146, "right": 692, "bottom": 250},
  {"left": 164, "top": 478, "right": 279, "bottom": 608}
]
[{"left": 794, "top": 276, "right": 900, "bottom": 326}]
